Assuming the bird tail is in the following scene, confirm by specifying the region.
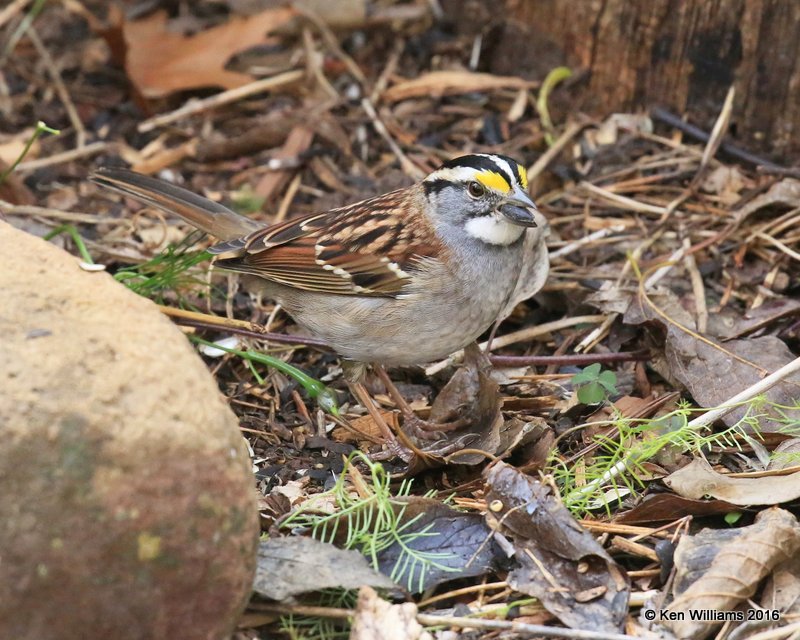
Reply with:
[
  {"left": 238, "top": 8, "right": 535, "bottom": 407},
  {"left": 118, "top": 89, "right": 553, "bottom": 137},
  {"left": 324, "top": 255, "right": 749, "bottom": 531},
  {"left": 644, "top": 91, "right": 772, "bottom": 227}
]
[{"left": 90, "top": 167, "right": 263, "bottom": 241}]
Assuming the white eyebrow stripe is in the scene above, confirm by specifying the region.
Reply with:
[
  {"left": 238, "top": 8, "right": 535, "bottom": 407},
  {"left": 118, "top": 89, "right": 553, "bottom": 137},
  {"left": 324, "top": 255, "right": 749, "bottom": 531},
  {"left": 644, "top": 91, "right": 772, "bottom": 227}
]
[{"left": 423, "top": 166, "right": 480, "bottom": 183}]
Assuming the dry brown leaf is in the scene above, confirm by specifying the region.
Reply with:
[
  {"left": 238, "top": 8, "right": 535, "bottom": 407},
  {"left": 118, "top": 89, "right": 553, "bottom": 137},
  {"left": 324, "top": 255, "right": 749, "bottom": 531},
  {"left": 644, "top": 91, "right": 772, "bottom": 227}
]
[
  {"left": 662, "top": 508, "right": 800, "bottom": 639},
  {"left": 425, "top": 342, "right": 503, "bottom": 466},
  {"left": 382, "top": 70, "right": 533, "bottom": 103},
  {"left": 333, "top": 410, "right": 399, "bottom": 444},
  {"left": 349, "top": 586, "right": 430, "bottom": 640},
  {"left": 122, "top": 8, "right": 296, "bottom": 98},
  {"left": 664, "top": 457, "right": 800, "bottom": 506}
]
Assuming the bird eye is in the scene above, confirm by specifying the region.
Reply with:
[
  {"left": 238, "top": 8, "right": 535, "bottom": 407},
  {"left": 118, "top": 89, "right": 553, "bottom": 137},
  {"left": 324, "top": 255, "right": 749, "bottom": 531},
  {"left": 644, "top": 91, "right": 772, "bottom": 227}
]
[{"left": 467, "top": 181, "right": 485, "bottom": 198}]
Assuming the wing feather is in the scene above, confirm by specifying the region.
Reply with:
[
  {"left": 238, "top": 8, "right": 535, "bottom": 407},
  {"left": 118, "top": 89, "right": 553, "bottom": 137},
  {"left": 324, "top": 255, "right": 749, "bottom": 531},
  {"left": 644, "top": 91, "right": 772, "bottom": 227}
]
[{"left": 211, "top": 187, "right": 444, "bottom": 297}]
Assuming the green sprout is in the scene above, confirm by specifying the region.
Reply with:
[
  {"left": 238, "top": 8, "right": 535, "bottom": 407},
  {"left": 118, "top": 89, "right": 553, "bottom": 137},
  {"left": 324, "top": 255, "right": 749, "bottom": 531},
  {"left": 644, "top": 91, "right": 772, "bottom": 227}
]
[
  {"left": 190, "top": 335, "right": 339, "bottom": 416},
  {"left": 43, "top": 224, "right": 94, "bottom": 264},
  {"left": 0, "top": 120, "right": 59, "bottom": 184},
  {"left": 536, "top": 66, "right": 572, "bottom": 146},
  {"left": 113, "top": 233, "right": 213, "bottom": 302},
  {"left": 571, "top": 363, "right": 618, "bottom": 405},
  {"left": 282, "top": 451, "right": 456, "bottom": 592}
]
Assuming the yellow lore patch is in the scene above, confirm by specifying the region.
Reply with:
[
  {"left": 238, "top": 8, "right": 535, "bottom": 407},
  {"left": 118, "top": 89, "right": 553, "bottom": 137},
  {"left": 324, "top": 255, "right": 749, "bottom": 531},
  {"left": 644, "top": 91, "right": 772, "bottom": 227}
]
[{"left": 475, "top": 170, "right": 511, "bottom": 193}]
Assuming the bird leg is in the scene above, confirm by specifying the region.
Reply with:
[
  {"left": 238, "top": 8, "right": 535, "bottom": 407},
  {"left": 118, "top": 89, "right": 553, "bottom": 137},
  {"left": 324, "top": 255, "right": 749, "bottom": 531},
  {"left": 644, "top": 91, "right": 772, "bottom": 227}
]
[
  {"left": 373, "top": 365, "right": 470, "bottom": 441},
  {"left": 346, "top": 381, "right": 420, "bottom": 463}
]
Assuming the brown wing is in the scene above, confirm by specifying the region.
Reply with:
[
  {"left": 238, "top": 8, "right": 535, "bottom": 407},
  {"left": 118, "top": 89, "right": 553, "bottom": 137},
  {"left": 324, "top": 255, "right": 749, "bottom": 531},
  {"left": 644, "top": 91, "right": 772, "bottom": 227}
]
[{"left": 209, "top": 188, "right": 444, "bottom": 297}]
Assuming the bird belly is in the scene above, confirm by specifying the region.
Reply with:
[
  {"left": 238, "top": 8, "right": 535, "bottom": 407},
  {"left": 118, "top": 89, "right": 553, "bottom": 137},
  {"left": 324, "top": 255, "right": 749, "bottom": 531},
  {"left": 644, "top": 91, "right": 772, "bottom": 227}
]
[{"left": 252, "top": 248, "right": 521, "bottom": 366}]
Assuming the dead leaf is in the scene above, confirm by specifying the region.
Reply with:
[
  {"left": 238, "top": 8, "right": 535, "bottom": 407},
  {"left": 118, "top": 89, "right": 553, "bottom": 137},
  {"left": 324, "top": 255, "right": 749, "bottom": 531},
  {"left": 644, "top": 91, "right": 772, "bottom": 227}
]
[
  {"left": 664, "top": 457, "right": 800, "bottom": 506},
  {"left": 761, "top": 553, "right": 800, "bottom": 620},
  {"left": 253, "top": 537, "right": 397, "bottom": 601},
  {"left": 417, "top": 343, "right": 503, "bottom": 468},
  {"left": 700, "top": 166, "right": 746, "bottom": 204},
  {"left": 661, "top": 508, "right": 800, "bottom": 639},
  {"left": 120, "top": 7, "right": 296, "bottom": 98},
  {"left": 615, "top": 494, "right": 740, "bottom": 524},
  {"left": 708, "top": 297, "right": 800, "bottom": 340},
  {"left": 620, "top": 286, "right": 800, "bottom": 432},
  {"left": 768, "top": 438, "right": 800, "bottom": 471},
  {"left": 376, "top": 497, "right": 501, "bottom": 593},
  {"left": 382, "top": 70, "right": 533, "bottom": 103},
  {"left": 349, "top": 586, "right": 431, "bottom": 640},
  {"left": 484, "top": 462, "right": 630, "bottom": 633},
  {"left": 733, "top": 178, "right": 800, "bottom": 226}
]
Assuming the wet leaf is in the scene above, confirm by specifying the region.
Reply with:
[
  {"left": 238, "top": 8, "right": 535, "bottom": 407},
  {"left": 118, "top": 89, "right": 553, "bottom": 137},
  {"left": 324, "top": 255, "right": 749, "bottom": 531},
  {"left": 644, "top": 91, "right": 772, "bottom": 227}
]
[
  {"left": 376, "top": 497, "right": 501, "bottom": 593},
  {"left": 615, "top": 494, "right": 741, "bottom": 524},
  {"left": 484, "top": 462, "right": 630, "bottom": 632}
]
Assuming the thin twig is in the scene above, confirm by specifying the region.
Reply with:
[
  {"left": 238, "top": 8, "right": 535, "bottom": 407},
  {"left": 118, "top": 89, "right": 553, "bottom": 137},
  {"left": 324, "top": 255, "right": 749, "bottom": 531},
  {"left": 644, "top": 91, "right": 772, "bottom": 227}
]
[
  {"left": 489, "top": 350, "right": 650, "bottom": 368},
  {"left": 252, "top": 603, "right": 641, "bottom": 639},
  {"left": 683, "top": 237, "right": 708, "bottom": 333},
  {"left": 580, "top": 181, "right": 669, "bottom": 216},
  {"left": 651, "top": 105, "right": 782, "bottom": 170},
  {"left": 16, "top": 141, "right": 112, "bottom": 172},
  {"left": 550, "top": 226, "right": 626, "bottom": 259},
  {"left": 137, "top": 69, "right": 305, "bottom": 133},
  {"left": 0, "top": 0, "right": 30, "bottom": 30},
  {"left": 527, "top": 120, "right": 587, "bottom": 182},
  {"left": 0, "top": 200, "right": 113, "bottom": 224},
  {"left": 28, "top": 26, "right": 86, "bottom": 147},
  {"left": 361, "top": 97, "right": 425, "bottom": 180},
  {"left": 415, "top": 613, "right": 640, "bottom": 639},
  {"left": 425, "top": 315, "right": 606, "bottom": 376},
  {"left": 159, "top": 305, "right": 331, "bottom": 349}
]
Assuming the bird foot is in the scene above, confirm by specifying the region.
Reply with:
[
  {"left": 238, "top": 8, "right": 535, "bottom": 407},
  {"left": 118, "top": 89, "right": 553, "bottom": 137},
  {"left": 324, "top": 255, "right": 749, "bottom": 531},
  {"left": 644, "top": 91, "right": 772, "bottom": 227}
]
[{"left": 401, "top": 413, "right": 470, "bottom": 442}]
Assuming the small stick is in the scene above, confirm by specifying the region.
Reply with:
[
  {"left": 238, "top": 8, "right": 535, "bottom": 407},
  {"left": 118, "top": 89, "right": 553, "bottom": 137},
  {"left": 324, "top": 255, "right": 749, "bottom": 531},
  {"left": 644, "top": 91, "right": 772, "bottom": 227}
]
[
  {"left": 159, "top": 305, "right": 331, "bottom": 349},
  {"left": 683, "top": 237, "right": 708, "bottom": 333},
  {"left": 0, "top": 200, "right": 115, "bottom": 224},
  {"left": 415, "top": 614, "right": 640, "bottom": 639},
  {"left": 28, "top": 26, "right": 86, "bottom": 147},
  {"left": 251, "top": 603, "right": 642, "bottom": 639},
  {"left": 527, "top": 120, "right": 588, "bottom": 182},
  {"left": 0, "top": 0, "right": 30, "bottom": 30},
  {"left": 137, "top": 69, "right": 305, "bottom": 133},
  {"left": 651, "top": 105, "right": 782, "bottom": 170},
  {"left": 489, "top": 350, "right": 649, "bottom": 368},
  {"left": 580, "top": 181, "right": 669, "bottom": 217},
  {"left": 426, "top": 315, "right": 606, "bottom": 376},
  {"left": 361, "top": 97, "right": 425, "bottom": 180},
  {"left": 16, "top": 141, "right": 111, "bottom": 172}
]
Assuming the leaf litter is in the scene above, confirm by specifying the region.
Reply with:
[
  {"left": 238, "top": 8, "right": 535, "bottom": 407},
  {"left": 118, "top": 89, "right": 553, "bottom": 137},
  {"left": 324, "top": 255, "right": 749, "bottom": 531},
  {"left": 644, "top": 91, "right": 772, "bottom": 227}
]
[{"left": 5, "top": 0, "right": 800, "bottom": 637}]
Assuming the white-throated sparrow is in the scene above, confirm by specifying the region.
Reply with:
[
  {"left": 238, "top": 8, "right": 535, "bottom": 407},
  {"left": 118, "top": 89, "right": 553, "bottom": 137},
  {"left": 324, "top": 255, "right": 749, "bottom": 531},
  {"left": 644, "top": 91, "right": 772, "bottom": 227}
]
[
  {"left": 92, "top": 154, "right": 549, "bottom": 368},
  {"left": 93, "top": 155, "right": 549, "bottom": 455}
]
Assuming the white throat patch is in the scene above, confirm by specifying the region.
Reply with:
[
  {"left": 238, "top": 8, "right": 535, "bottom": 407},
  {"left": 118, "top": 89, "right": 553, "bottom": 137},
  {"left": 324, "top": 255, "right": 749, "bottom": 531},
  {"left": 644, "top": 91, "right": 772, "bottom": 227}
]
[{"left": 465, "top": 215, "right": 525, "bottom": 246}]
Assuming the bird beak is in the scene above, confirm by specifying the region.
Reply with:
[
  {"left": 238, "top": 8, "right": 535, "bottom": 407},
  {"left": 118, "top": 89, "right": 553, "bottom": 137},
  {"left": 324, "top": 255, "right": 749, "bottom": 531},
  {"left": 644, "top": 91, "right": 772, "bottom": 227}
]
[{"left": 498, "top": 187, "right": 539, "bottom": 227}]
